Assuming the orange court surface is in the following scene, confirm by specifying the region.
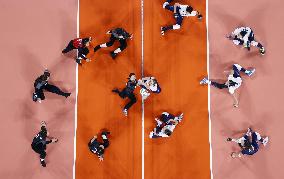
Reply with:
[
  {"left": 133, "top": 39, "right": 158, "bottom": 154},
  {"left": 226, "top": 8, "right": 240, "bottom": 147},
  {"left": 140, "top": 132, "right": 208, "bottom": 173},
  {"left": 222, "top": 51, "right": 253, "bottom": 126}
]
[{"left": 1, "top": 0, "right": 284, "bottom": 179}]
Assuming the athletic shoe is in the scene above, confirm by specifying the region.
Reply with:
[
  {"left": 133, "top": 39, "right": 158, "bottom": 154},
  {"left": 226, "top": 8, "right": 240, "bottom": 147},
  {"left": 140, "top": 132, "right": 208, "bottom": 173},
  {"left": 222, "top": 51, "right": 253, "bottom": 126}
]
[
  {"left": 262, "top": 137, "right": 269, "bottom": 146},
  {"left": 259, "top": 47, "right": 265, "bottom": 55},
  {"left": 94, "top": 45, "right": 100, "bottom": 52},
  {"left": 227, "top": 138, "right": 232, "bottom": 141},
  {"left": 245, "top": 68, "right": 256, "bottom": 76},
  {"left": 161, "top": 27, "right": 165, "bottom": 36},
  {"left": 76, "top": 58, "right": 82, "bottom": 65},
  {"left": 200, "top": 77, "right": 209, "bottom": 85},
  {"left": 40, "top": 160, "right": 46, "bottom": 167},
  {"left": 176, "top": 113, "right": 184, "bottom": 122},
  {"left": 110, "top": 52, "right": 117, "bottom": 59},
  {"left": 64, "top": 93, "right": 71, "bottom": 98},
  {"left": 123, "top": 109, "right": 128, "bottom": 116}
]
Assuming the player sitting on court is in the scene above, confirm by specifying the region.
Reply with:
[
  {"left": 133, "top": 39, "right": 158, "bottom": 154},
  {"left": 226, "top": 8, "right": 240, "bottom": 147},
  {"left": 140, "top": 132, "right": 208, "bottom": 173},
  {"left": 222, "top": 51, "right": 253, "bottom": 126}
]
[
  {"left": 33, "top": 69, "right": 71, "bottom": 103},
  {"left": 200, "top": 64, "right": 255, "bottom": 108},
  {"left": 88, "top": 131, "right": 110, "bottom": 161},
  {"left": 94, "top": 28, "right": 133, "bottom": 59},
  {"left": 161, "top": 0, "right": 202, "bottom": 35},
  {"left": 62, "top": 37, "right": 92, "bottom": 64},
  {"left": 226, "top": 26, "right": 265, "bottom": 55},
  {"left": 137, "top": 76, "right": 161, "bottom": 100},
  {"left": 112, "top": 73, "right": 138, "bottom": 116},
  {"left": 149, "top": 112, "right": 183, "bottom": 138},
  {"left": 31, "top": 121, "right": 58, "bottom": 167},
  {"left": 227, "top": 128, "right": 269, "bottom": 158}
]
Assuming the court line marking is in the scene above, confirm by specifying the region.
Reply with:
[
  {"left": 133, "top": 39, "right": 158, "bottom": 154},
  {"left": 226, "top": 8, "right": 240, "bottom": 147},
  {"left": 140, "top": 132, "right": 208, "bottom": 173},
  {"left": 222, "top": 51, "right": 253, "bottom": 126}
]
[
  {"left": 206, "top": 0, "right": 214, "bottom": 178},
  {"left": 73, "top": 0, "right": 79, "bottom": 179},
  {"left": 140, "top": 0, "right": 145, "bottom": 178}
]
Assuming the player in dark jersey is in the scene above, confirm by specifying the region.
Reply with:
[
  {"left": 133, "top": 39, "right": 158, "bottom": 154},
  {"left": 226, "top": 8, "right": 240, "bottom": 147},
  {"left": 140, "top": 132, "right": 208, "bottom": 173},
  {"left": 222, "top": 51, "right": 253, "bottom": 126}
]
[
  {"left": 88, "top": 131, "right": 110, "bottom": 161},
  {"left": 161, "top": 0, "right": 202, "bottom": 35},
  {"left": 62, "top": 37, "right": 92, "bottom": 64},
  {"left": 227, "top": 128, "right": 269, "bottom": 158},
  {"left": 93, "top": 28, "right": 133, "bottom": 59},
  {"left": 32, "top": 69, "right": 71, "bottom": 103},
  {"left": 112, "top": 73, "right": 137, "bottom": 116},
  {"left": 31, "top": 121, "right": 58, "bottom": 167}
]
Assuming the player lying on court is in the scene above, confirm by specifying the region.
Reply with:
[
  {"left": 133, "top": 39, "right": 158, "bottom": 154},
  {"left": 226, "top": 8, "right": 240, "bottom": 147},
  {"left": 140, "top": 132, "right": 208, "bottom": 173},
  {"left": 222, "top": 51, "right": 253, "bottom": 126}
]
[
  {"left": 161, "top": 0, "right": 202, "bottom": 35},
  {"left": 62, "top": 37, "right": 92, "bottom": 65},
  {"left": 226, "top": 26, "right": 265, "bottom": 55},
  {"left": 149, "top": 112, "right": 183, "bottom": 138},
  {"left": 227, "top": 128, "right": 269, "bottom": 158},
  {"left": 137, "top": 76, "right": 161, "bottom": 100},
  {"left": 88, "top": 130, "right": 110, "bottom": 161},
  {"left": 31, "top": 121, "right": 58, "bottom": 167},
  {"left": 33, "top": 69, "right": 71, "bottom": 103},
  {"left": 94, "top": 28, "right": 133, "bottom": 59},
  {"left": 200, "top": 64, "right": 255, "bottom": 108},
  {"left": 112, "top": 73, "right": 137, "bottom": 116}
]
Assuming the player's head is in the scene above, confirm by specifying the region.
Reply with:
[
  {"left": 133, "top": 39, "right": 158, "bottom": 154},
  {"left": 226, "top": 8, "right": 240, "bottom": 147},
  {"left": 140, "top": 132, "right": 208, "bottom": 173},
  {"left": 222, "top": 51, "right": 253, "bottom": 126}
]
[
  {"left": 240, "top": 30, "right": 246, "bottom": 37},
  {"left": 128, "top": 73, "right": 136, "bottom": 81},
  {"left": 40, "top": 126, "right": 48, "bottom": 138},
  {"left": 82, "top": 37, "right": 92, "bottom": 46},
  {"left": 164, "top": 129, "right": 172, "bottom": 136},
  {"left": 186, "top": 6, "right": 193, "bottom": 13},
  {"left": 42, "top": 70, "right": 50, "bottom": 81}
]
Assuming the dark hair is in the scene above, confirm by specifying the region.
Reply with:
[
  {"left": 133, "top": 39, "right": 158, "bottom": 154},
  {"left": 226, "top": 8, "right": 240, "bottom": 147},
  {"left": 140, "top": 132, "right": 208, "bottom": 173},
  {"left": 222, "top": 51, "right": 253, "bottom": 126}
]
[
  {"left": 164, "top": 129, "right": 172, "bottom": 136},
  {"left": 186, "top": 6, "right": 193, "bottom": 13},
  {"left": 128, "top": 73, "right": 135, "bottom": 78},
  {"left": 82, "top": 37, "right": 91, "bottom": 45},
  {"left": 40, "top": 126, "right": 47, "bottom": 137}
]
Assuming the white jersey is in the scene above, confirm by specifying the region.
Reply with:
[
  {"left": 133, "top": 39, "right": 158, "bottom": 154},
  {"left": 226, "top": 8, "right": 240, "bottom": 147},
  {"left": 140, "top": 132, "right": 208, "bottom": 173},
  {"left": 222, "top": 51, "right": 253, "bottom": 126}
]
[
  {"left": 178, "top": 5, "right": 197, "bottom": 17},
  {"left": 232, "top": 27, "right": 252, "bottom": 44},
  {"left": 156, "top": 124, "right": 177, "bottom": 138},
  {"left": 227, "top": 74, "right": 242, "bottom": 94},
  {"left": 138, "top": 77, "right": 159, "bottom": 92}
]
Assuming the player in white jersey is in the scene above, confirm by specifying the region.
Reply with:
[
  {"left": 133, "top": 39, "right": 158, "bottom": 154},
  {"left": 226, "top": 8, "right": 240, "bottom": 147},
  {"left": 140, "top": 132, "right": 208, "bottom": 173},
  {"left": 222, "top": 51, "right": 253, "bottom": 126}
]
[
  {"left": 200, "top": 64, "right": 255, "bottom": 107},
  {"left": 149, "top": 112, "right": 183, "bottom": 138},
  {"left": 161, "top": 0, "right": 202, "bottom": 35},
  {"left": 137, "top": 76, "right": 161, "bottom": 100},
  {"left": 226, "top": 26, "right": 265, "bottom": 55}
]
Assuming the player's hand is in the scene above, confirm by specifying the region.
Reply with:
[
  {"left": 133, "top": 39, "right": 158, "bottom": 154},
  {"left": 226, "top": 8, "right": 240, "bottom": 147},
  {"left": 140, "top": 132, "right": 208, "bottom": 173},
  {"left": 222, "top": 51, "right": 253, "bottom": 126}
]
[
  {"left": 86, "top": 58, "right": 91, "bottom": 62},
  {"left": 52, "top": 138, "right": 58, "bottom": 143},
  {"left": 99, "top": 156, "right": 104, "bottom": 161},
  {"left": 130, "top": 34, "right": 133, "bottom": 40}
]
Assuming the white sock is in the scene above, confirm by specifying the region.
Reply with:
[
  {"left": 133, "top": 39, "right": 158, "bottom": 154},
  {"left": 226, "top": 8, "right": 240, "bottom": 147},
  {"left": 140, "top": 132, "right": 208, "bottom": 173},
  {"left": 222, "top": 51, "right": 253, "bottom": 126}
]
[
  {"left": 114, "top": 48, "right": 122, "bottom": 54},
  {"left": 100, "top": 43, "right": 107, "bottom": 48}
]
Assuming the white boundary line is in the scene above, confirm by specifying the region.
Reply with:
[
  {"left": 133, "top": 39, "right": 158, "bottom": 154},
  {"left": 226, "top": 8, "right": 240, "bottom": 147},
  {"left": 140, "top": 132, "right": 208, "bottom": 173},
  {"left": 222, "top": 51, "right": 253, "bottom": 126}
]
[
  {"left": 73, "top": 0, "right": 79, "bottom": 179},
  {"left": 206, "top": 0, "right": 214, "bottom": 178},
  {"left": 141, "top": 0, "right": 144, "bottom": 178}
]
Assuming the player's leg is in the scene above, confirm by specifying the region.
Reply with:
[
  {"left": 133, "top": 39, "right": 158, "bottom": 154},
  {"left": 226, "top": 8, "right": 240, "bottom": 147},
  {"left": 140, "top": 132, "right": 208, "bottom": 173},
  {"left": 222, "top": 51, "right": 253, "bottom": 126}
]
[
  {"left": 77, "top": 47, "right": 90, "bottom": 64},
  {"left": 123, "top": 93, "right": 137, "bottom": 116},
  {"left": 110, "top": 39, "right": 127, "bottom": 59},
  {"left": 34, "top": 89, "right": 45, "bottom": 102},
  {"left": 233, "top": 64, "right": 255, "bottom": 77},
  {"left": 161, "top": 16, "right": 183, "bottom": 35},
  {"left": 101, "top": 131, "right": 110, "bottom": 148},
  {"left": 94, "top": 35, "right": 116, "bottom": 52},
  {"left": 163, "top": 0, "right": 174, "bottom": 12},
  {"left": 252, "top": 131, "right": 269, "bottom": 146},
  {"left": 200, "top": 77, "right": 228, "bottom": 89},
  {"left": 39, "top": 150, "right": 47, "bottom": 167},
  {"left": 251, "top": 40, "right": 265, "bottom": 55},
  {"left": 44, "top": 84, "right": 71, "bottom": 98},
  {"left": 62, "top": 40, "right": 75, "bottom": 54}
]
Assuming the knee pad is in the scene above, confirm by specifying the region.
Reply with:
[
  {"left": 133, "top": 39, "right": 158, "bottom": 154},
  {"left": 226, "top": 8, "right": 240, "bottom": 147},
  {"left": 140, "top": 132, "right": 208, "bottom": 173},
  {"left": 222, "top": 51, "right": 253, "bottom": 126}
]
[
  {"left": 173, "top": 24, "right": 181, "bottom": 30},
  {"left": 163, "top": 2, "right": 169, "bottom": 8}
]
